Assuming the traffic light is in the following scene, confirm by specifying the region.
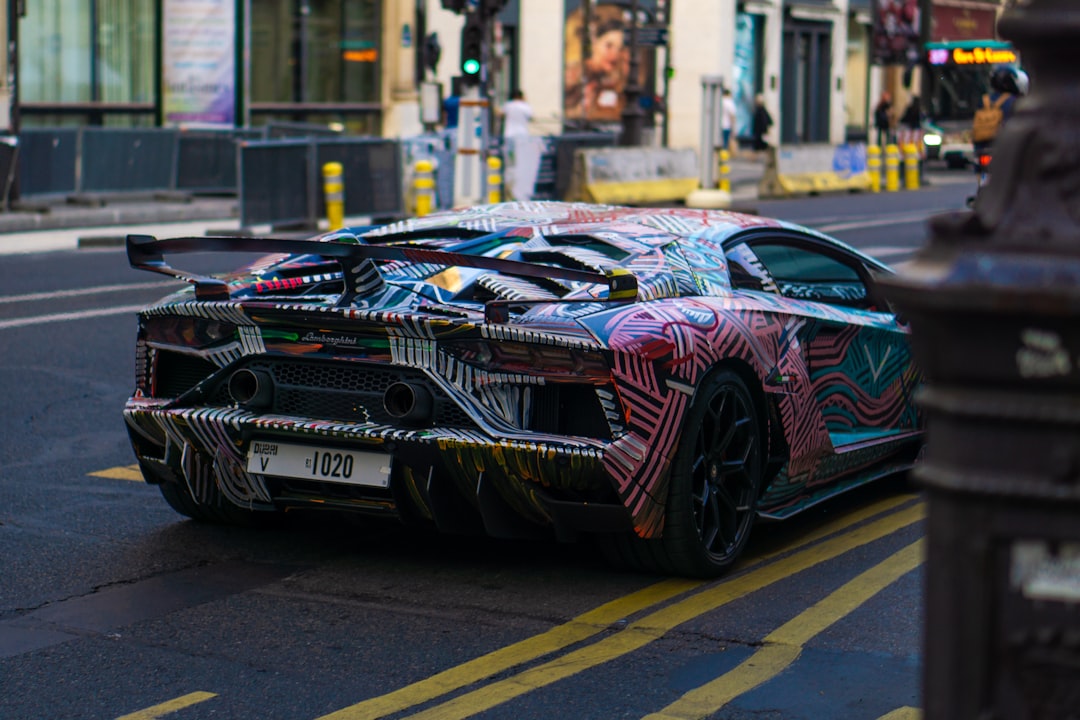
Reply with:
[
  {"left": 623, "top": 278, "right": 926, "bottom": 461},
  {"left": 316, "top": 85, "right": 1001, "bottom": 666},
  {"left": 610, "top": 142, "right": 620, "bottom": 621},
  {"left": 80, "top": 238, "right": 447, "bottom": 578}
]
[
  {"left": 480, "top": 0, "right": 508, "bottom": 19},
  {"left": 422, "top": 32, "right": 441, "bottom": 75},
  {"left": 460, "top": 13, "right": 484, "bottom": 86}
]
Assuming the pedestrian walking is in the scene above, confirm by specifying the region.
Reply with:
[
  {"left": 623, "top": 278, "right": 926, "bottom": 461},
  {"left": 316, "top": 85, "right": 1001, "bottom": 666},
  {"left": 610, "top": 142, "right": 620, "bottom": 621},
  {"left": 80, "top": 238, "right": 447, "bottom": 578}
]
[
  {"left": 499, "top": 90, "right": 538, "bottom": 201},
  {"left": 751, "top": 95, "right": 772, "bottom": 156},
  {"left": 500, "top": 89, "right": 532, "bottom": 140},
  {"left": 721, "top": 88, "right": 738, "bottom": 152},
  {"left": 874, "top": 92, "right": 894, "bottom": 147}
]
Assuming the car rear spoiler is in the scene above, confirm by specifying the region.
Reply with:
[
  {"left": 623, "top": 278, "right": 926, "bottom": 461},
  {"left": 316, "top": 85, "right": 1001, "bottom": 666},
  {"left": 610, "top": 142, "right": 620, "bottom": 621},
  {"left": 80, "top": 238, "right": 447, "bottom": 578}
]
[{"left": 126, "top": 233, "right": 638, "bottom": 318}]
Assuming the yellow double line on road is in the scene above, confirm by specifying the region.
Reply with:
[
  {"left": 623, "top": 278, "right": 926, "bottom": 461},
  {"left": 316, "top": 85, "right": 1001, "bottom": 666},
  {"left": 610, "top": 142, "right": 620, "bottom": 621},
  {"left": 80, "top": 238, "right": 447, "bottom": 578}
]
[{"left": 317, "top": 495, "right": 924, "bottom": 720}]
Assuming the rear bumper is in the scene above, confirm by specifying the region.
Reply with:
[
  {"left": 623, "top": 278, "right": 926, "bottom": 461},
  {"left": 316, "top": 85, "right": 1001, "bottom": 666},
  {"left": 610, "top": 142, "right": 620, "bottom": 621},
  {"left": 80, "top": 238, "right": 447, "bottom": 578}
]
[{"left": 124, "top": 399, "right": 634, "bottom": 539}]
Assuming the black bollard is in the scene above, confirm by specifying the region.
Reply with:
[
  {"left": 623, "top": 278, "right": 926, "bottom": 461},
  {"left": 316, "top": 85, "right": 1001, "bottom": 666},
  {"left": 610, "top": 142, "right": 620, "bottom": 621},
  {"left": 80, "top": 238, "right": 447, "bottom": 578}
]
[{"left": 880, "top": 1, "right": 1080, "bottom": 718}]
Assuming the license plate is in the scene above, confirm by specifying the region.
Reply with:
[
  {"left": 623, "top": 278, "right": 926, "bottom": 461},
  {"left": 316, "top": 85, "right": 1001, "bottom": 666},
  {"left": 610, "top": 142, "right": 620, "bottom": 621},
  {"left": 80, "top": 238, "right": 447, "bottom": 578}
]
[{"left": 246, "top": 440, "right": 390, "bottom": 488}]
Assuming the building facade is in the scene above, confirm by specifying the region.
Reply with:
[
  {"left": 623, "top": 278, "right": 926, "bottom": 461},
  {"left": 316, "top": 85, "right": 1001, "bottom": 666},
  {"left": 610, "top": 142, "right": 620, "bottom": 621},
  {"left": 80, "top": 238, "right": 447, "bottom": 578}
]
[{"left": 2, "top": 1, "right": 1004, "bottom": 152}]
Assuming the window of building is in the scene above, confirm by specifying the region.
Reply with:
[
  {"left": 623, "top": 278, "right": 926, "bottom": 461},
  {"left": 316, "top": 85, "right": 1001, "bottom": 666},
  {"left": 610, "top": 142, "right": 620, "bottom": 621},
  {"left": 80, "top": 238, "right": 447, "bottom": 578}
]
[
  {"left": 19, "top": 0, "right": 156, "bottom": 126},
  {"left": 250, "top": 0, "right": 381, "bottom": 134}
]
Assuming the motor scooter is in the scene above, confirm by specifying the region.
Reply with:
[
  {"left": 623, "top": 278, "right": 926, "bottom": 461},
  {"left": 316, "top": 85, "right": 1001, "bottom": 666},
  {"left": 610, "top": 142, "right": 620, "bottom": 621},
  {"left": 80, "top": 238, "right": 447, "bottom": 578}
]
[{"left": 966, "top": 150, "right": 993, "bottom": 208}]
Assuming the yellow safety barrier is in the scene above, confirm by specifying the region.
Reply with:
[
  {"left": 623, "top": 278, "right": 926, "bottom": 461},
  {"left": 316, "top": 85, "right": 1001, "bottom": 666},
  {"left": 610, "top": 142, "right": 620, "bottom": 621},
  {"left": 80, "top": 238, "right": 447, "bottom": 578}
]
[
  {"left": 718, "top": 149, "right": 731, "bottom": 193},
  {"left": 413, "top": 158, "right": 436, "bottom": 217},
  {"left": 884, "top": 144, "right": 901, "bottom": 193},
  {"left": 903, "top": 143, "right": 921, "bottom": 191},
  {"left": 867, "top": 145, "right": 882, "bottom": 193},
  {"left": 486, "top": 155, "right": 503, "bottom": 204},
  {"left": 321, "top": 161, "right": 344, "bottom": 230}
]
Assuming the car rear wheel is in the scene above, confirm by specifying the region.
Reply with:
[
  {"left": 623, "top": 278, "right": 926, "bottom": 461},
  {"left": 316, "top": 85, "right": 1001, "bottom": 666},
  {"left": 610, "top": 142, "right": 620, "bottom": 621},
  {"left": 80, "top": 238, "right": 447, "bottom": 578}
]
[
  {"left": 660, "top": 370, "right": 763, "bottom": 577},
  {"left": 598, "top": 370, "right": 763, "bottom": 577}
]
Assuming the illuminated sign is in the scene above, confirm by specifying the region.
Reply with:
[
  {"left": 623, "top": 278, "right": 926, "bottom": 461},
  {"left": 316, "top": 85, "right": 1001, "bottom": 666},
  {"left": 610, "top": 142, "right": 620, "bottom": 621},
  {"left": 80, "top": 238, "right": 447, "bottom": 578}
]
[
  {"left": 343, "top": 49, "right": 379, "bottom": 63},
  {"left": 928, "top": 46, "right": 1018, "bottom": 66}
]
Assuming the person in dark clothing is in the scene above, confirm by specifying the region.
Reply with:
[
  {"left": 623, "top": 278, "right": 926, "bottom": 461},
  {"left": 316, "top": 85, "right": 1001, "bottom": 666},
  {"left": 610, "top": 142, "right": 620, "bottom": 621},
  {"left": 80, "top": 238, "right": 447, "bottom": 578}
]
[
  {"left": 751, "top": 95, "right": 772, "bottom": 153},
  {"left": 901, "top": 96, "right": 922, "bottom": 132},
  {"left": 874, "top": 92, "right": 893, "bottom": 147},
  {"left": 972, "top": 66, "right": 1028, "bottom": 159}
]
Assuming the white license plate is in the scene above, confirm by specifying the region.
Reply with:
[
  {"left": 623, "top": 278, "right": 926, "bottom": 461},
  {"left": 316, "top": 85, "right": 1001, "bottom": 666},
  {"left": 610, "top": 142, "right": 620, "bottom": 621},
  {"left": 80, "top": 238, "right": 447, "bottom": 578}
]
[{"left": 246, "top": 440, "right": 390, "bottom": 488}]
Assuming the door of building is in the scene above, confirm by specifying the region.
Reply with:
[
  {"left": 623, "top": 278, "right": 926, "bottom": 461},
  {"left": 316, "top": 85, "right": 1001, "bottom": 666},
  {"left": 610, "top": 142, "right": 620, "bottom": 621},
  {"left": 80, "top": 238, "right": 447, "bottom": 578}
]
[{"left": 781, "top": 18, "right": 832, "bottom": 144}]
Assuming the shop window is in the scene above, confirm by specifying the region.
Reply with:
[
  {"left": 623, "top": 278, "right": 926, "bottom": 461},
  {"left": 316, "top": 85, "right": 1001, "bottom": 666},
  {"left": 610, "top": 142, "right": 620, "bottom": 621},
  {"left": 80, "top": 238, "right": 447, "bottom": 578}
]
[
  {"left": 251, "top": 0, "right": 380, "bottom": 105},
  {"left": 19, "top": 0, "right": 155, "bottom": 107}
]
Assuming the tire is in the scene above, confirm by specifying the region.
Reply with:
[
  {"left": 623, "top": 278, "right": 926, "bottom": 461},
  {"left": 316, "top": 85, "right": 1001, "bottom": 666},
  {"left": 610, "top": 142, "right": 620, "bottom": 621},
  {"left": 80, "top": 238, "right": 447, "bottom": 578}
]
[{"left": 658, "top": 369, "right": 763, "bottom": 578}]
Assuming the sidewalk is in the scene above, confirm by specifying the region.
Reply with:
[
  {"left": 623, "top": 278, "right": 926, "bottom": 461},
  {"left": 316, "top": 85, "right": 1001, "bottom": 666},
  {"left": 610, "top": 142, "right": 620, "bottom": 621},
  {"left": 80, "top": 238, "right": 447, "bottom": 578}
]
[{"left": 0, "top": 159, "right": 766, "bottom": 255}]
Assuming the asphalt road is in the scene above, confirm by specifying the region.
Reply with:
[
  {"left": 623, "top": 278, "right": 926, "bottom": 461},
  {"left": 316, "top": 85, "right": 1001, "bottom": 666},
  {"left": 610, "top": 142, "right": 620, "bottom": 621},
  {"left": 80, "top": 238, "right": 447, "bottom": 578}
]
[{"left": 0, "top": 173, "right": 972, "bottom": 720}]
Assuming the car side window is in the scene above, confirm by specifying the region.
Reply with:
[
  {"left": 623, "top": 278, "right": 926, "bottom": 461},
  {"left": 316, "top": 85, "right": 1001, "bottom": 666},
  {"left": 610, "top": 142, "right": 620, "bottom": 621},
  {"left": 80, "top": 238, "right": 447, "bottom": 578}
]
[{"left": 743, "top": 241, "right": 871, "bottom": 307}]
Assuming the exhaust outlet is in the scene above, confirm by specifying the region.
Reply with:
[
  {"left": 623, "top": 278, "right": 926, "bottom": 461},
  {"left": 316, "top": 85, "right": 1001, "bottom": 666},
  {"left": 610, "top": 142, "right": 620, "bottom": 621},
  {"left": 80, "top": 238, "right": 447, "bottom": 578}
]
[
  {"left": 228, "top": 369, "right": 274, "bottom": 408},
  {"left": 383, "top": 382, "right": 433, "bottom": 425}
]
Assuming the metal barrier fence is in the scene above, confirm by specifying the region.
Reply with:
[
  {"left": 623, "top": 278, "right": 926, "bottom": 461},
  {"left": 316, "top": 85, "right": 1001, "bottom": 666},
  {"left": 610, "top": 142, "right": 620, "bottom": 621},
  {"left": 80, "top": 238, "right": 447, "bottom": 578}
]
[
  {"left": 238, "top": 137, "right": 405, "bottom": 229},
  {"left": 0, "top": 136, "right": 18, "bottom": 209},
  {"left": 176, "top": 128, "right": 263, "bottom": 194},
  {"left": 80, "top": 127, "right": 178, "bottom": 194},
  {"left": 6, "top": 126, "right": 612, "bottom": 216},
  {"left": 18, "top": 128, "right": 80, "bottom": 198}
]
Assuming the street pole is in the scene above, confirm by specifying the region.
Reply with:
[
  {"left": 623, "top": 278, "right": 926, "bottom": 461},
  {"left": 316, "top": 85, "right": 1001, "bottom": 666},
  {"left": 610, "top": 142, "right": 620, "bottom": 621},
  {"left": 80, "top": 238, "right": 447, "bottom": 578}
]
[
  {"left": 6, "top": 0, "right": 19, "bottom": 204},
  {"left": 619, "top": 0, "right": 643, "bottom": 147},
  {"left": 581, "top": 0, "right": 592, "bottom": 130},
  {"left": 660, "top": 0, "right": 672, "bottom": 148},
  {"left": 881, "top": 1, "right": 1080, "bottom": 718}
]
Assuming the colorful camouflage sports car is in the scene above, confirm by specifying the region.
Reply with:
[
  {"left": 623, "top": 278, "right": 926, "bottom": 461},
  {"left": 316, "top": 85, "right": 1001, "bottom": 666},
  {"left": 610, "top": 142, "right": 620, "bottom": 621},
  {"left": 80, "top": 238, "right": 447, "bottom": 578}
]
[{"left": 124, "top": 202, "right": 922, "bottom": 577}]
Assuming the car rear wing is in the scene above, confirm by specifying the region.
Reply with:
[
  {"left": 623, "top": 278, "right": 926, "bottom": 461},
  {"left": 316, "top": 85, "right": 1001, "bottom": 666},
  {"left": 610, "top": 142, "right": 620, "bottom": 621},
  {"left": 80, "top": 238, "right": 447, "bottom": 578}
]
[{"left": 126, "top": 233, "right": 638, "bottom": 317}]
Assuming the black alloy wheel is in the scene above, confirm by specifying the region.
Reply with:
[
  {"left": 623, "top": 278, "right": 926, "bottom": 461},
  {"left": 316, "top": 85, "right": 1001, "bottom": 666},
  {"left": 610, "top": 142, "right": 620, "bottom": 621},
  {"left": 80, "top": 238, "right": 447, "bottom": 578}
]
[{"left": 660, "top": 369, "right": 763, "bottom": 577}]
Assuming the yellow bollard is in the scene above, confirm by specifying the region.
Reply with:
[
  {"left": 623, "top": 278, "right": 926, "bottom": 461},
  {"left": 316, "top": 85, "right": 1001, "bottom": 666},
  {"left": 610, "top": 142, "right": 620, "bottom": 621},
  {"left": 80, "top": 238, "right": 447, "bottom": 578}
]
[
  {"left": 903, "top": 143, "right": 921, "bottom": 190},
  {"left": 866, "top": 145, "right": 882, "bottom": 193},
  {"left": 322, "top": 162, "right": 345, "bottom": 230},
  {"left": 884, "top": 144, "right": 901, "bottom": 193},
  {"left": 413, "top": 158, "right": 436, "bottom": 217},
  {"left": 486, "top": 155, "right": 503, "bottom": 204},
  {"left": 718, "top": 149, "right": 731, "bottom": 193}
]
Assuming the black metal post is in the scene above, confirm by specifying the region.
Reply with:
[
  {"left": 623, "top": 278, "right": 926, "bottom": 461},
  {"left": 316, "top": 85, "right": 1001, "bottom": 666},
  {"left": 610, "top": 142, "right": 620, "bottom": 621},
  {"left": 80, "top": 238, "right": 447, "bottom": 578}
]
[
  {"left": 6, "top": 0, "right": 19, "bottom": 203},
  {"left": 881, "top": 1, "right": 1080, "bottom": 718},
  {"left": 618, "top": 0, "right": 643, "bottom": 147}
]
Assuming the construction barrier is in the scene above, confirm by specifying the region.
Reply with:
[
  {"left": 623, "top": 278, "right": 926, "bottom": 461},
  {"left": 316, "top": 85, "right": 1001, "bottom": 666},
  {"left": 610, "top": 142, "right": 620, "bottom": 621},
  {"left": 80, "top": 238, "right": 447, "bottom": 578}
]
[
  {"left": 867, "top": 145, "right": 882, "bottom": 193},
  {"left": 758, "top": 143, "right": 871, "bottom": 199},
  {"left": 322, "top": 162, "right": 344, "bottom": 230},
  {"left": 903, "top": 144, "right": 921, "bottom": 191},
  {"left": 413, "top": 158, "right": 436, "bottom": 217},
  {"left": 885, "top": 144, "right": 901, "bottom": 192},
  {"left": 567, "top": 147, "right": 699, "bottom": 205}
]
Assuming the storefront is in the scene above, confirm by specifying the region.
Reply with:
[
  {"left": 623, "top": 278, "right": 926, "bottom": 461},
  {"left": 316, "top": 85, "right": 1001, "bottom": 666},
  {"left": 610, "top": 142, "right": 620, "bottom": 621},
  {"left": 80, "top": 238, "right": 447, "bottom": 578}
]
[
  {"left": 15, "top": 0, "right": 385, "bottom": 133},
  {"left": 780, "top": 1, "right": 841, "bottom": 144}
]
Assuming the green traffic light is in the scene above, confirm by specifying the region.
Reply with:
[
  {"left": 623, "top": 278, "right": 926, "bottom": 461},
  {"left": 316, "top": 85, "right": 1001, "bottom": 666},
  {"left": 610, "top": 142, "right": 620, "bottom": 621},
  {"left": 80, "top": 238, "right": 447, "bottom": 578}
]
[{"left": 463, "top": 58, "right": 480, "bottom": 75}]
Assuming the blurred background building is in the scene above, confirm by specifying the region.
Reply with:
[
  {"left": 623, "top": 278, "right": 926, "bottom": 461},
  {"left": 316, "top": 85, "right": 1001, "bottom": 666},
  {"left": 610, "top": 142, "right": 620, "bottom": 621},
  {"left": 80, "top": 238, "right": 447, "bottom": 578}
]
[{"left": 0, "top": 0, "right": 1006, "bottom": 150}]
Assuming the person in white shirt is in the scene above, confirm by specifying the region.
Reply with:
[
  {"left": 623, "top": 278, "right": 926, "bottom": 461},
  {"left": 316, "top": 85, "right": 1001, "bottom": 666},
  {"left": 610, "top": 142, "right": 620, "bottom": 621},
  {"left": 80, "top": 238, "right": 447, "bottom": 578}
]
[
  {"left": 500, "top": 90, "right": 536, "bottom": 201},
  {"left": 501, "top": 89, "right": 532, "bottom": 139},
  {"left": 721, "top": 88, "right": 738, "bottom": 152}
]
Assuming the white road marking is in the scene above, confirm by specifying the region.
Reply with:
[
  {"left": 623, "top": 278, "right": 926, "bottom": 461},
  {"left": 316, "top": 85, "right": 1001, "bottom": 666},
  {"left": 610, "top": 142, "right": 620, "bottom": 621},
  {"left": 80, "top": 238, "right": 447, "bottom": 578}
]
[
  {"left": 0, "top": 281, "right": 177, "bottom": 304},
  {"left": 0, "top": 304, "right": 147, "bottom": 330},
  {"left": 816, "top": 212, "right": 932, "bottom": 233}
]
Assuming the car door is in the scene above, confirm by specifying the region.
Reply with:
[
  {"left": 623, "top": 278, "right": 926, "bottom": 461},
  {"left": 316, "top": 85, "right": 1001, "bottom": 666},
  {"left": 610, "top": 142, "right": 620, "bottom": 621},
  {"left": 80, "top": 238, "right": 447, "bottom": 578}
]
[{"left": 723, "top": 231, "right": 919, "bottom": 448}]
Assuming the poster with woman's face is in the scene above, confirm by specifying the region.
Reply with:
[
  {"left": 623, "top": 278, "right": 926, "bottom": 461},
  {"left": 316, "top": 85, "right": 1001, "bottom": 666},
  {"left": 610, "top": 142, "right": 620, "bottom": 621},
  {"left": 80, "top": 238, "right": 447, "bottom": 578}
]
[
  {"left": 563, "top": 3, "right": 632, "bottom": 123},
  {"left": 872, "top": 0, "right": 921, "bottom": 65}
]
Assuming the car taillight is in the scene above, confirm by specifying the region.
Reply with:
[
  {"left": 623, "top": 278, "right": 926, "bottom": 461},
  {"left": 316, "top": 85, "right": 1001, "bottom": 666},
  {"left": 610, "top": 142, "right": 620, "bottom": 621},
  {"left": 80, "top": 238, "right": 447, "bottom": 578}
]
[{"left": 142, "top": 316, "right": 237, "bottom": 348}]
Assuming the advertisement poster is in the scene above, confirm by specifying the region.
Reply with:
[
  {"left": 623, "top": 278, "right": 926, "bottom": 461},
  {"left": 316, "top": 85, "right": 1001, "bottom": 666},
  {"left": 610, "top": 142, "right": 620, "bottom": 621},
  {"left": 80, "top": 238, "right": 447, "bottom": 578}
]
[
  {"left": 872, "top": 0, "right": 921, "bottom": 65},
  {"left": 732, "top": 13, "right": 761, "bottom": 141},
  {"left": 563, "top": 1, "right": 654, "bottom": 125},
  {"left": 163, "top": 0, "right": 236, "bottom": 126}
]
